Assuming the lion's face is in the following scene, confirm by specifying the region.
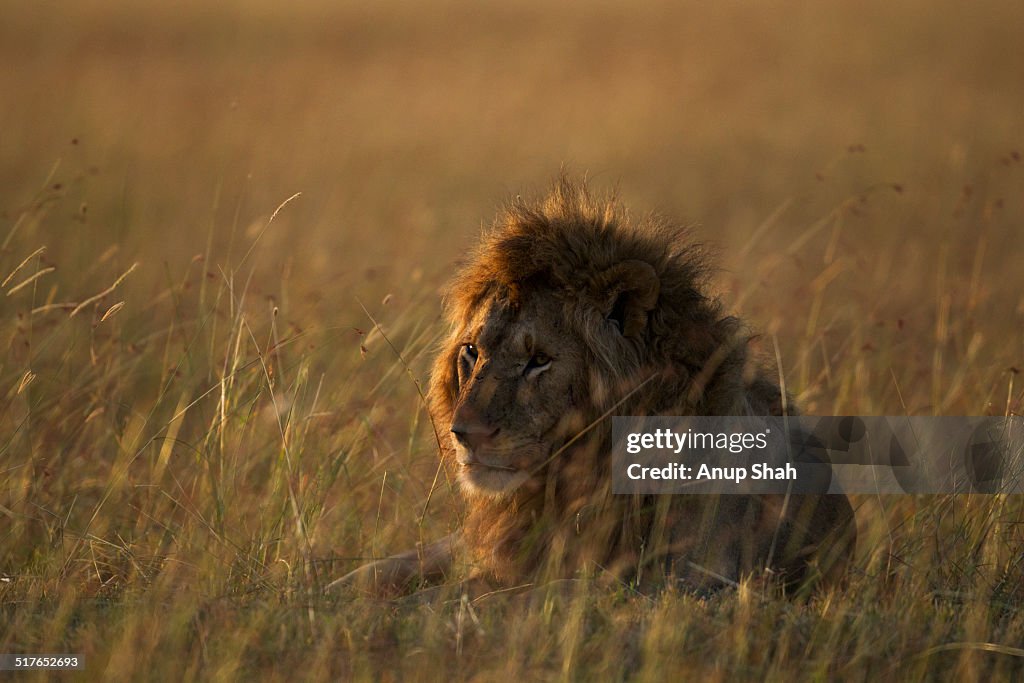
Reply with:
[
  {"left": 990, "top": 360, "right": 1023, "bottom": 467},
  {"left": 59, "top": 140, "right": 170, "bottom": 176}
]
[
  {"left": 447, "top": 293, "right": 589, "bottom": 498},
  {"left": 434, "top": 256, "right": 663, "bottom": 500}
]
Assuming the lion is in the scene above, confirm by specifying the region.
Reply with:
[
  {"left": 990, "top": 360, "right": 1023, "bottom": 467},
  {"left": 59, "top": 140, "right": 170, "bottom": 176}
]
[{"left": 330, "top": 178, "right": 856, "bottom": 596}]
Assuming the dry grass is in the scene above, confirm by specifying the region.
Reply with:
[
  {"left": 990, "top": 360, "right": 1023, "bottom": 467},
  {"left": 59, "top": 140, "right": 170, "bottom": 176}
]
[{"left": 2, "top": 0, "right": 1024, "bottom": 679}]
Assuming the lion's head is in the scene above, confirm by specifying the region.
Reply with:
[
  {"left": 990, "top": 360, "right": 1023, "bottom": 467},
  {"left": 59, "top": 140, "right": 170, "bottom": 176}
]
[{"left": 427, "top": 179, "right": 751, "bottom": 503}]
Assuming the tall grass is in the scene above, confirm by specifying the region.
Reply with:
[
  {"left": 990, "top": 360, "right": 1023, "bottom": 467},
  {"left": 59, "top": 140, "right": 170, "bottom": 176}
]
[{"left": 2, "top": 0, "right": 1024, "bottom": 679}]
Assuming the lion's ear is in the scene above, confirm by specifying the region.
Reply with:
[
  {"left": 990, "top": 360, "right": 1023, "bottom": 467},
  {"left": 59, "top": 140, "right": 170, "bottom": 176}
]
[{"left": 598, "top": 260, "right": 660, "bottom": 339}]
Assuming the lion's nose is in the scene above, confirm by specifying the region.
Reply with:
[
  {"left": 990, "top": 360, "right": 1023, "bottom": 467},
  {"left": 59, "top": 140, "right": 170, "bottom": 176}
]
[
  {"left": 452, "top": 403, "right": 499, "bottom": 450},
  {"left": 451, "top": 423, "right": 500, "bottom": 452}
]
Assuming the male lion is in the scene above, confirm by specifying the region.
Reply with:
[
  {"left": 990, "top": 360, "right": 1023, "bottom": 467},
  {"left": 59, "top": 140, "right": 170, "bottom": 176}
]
[{"left": 331, "top": 179, "right": 855, "bottom": 596}]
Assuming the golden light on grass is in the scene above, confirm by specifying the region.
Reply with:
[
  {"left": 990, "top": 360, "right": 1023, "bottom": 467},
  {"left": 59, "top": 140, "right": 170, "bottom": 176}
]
[
  {"left": 1, "top": 0, "right": 1023, "bottom": 679},
  {"left": 15, "top": 370, "right": 35, "bottom": 394},
  {"left": 99, "top": 301, "right": 125, "bottom": 322},
  {"left": 68, "top": 263, "right": 138, "bottom": 317},
  {"left": 2, "top": 246, "right": 47, "bottom": 288},
  {"left": 5, "top": 266, "right": 55, "bottom": 296}
]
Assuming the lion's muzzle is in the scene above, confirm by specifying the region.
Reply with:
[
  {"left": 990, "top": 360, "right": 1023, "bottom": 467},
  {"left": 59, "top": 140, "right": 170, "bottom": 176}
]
[{"left": 451, "top": 403, "right": 501, "bottom": 453}]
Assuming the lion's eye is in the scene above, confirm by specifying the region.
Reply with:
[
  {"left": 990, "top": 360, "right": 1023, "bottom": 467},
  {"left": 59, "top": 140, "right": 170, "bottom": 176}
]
[
  {"left": 460, "top": 343, "right": 479, "bottom": 365},
  {"left": 524, "top": 352, "right": 552, "bottom": 377}
]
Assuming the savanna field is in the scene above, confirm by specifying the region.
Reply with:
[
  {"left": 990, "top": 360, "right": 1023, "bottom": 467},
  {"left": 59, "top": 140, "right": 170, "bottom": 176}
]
[{"left": 2, "top": 0, "right": 1024, "bottom": 679}]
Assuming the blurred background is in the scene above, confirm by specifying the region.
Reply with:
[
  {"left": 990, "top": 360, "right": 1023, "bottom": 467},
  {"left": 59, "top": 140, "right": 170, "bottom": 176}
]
[{"left": 4, "top": 0, "right": 1022, "bottom": 311}]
